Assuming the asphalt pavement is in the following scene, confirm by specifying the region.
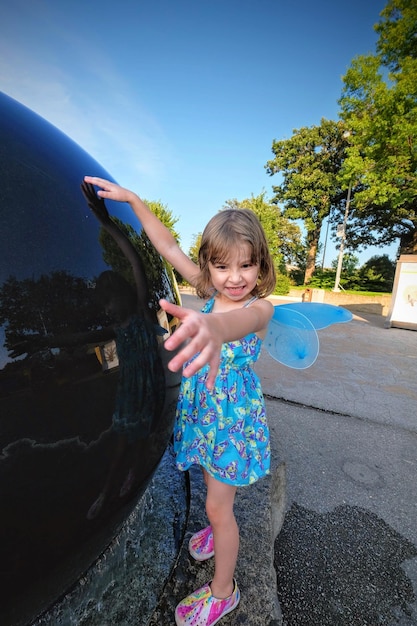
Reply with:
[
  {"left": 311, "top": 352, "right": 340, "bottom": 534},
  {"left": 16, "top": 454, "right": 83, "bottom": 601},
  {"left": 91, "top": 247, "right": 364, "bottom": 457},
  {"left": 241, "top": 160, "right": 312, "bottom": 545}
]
[{"left": 176, "top": 291, "right": 417, "bottom": 626}]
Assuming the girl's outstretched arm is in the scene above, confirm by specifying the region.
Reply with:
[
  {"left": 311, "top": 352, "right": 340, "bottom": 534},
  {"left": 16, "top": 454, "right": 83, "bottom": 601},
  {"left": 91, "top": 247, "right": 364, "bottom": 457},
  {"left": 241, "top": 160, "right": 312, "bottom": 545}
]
[
  {"left": 83, "top": 176, "right": 199, "bottom": 284},
  {"left": 160, "top": 298, "right": 273, "bottom": 389}
]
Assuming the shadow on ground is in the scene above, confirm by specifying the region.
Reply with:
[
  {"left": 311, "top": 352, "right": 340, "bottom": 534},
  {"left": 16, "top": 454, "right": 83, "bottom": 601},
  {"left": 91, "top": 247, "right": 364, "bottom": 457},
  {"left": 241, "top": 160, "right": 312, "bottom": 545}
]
[{"left": 275, "top": 503, "right": 417, "bottom": 626}]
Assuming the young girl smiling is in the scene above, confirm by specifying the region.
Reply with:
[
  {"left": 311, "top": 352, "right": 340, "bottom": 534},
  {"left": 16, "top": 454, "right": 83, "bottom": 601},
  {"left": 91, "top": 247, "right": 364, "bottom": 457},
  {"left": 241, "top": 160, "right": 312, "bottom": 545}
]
[{"left": 84, "top": 176, "right": 276, "bottom": 625}]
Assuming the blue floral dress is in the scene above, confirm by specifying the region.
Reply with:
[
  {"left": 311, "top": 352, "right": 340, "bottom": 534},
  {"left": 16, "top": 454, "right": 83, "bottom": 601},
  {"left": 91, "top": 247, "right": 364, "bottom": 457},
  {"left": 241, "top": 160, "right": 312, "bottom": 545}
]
[{"left": 173, "top": 296, "right": 270, "bottom": 486}]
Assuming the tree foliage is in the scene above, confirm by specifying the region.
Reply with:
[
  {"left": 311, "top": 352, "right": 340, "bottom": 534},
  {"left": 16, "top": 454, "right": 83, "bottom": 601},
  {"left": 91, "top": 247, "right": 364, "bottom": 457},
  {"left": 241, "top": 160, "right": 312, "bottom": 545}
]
[
  {"left": 0, "top": 272, "right": 100, "bottom": 354},
  {"left": 265, "top": 119, "right": 350, "bottom": 283},
  {"left": 331, "top": 252, "right": 360, "bottom": 275},
  {"left": 142, "top": 198, "right": 183, "bottom": 284},
  {"left": 359, "top": 254, "right": 396, "bottom": 291},
  {"left": 222, "top": 192, "right": 303, "bottom": 272},
  {"left": 264, "top": 0, "right": 417, "bottom": 285},
  {"left": 338, "top": 0, "right": 417, "bottom": 253},
  {"left": 144, "top": 199, "right": 181, "bottom": 245},
  {"left": 98, "top": 217, "right": 177, "bottom": 309},
  {"left": 188, "top": 233, "right": 202, "bottom": 265},
  {"left": 308, "top": 254, "right": 395, "bottom": 292}
]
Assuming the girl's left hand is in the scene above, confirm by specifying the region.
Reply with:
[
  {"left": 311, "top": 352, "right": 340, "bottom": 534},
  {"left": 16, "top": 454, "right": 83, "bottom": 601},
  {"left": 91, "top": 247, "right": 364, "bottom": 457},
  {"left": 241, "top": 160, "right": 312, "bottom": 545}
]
[
  {"left": 83, "top": 176, "right": 136, "bottom": 204},
  {"left": 159, "top": 299, "right": 222, "bottom": 390}
]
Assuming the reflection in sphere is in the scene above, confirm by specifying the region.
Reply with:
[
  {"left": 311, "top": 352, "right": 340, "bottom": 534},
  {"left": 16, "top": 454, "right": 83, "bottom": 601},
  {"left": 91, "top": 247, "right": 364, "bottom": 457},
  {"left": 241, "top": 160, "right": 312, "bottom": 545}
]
[{"left": 0, "top": 92, "right": 181, "bottom": 625}]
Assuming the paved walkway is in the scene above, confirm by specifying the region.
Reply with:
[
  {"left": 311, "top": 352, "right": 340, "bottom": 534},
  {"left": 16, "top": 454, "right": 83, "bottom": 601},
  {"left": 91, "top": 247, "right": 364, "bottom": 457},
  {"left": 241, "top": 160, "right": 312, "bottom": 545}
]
[
  {"left": 174, "top": 292, "right": 417, "bottom": 626},
  {"left": 263, "top": 297, "right": 417, "bottom": 625}
]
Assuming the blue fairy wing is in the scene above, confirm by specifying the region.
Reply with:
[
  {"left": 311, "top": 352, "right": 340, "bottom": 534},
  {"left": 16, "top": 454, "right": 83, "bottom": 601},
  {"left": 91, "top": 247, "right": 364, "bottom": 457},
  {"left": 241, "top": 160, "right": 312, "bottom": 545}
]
[
  {"left": 265, "top": 307, "right": 319, "bottom": 369},
  {"left": 277, "top": 302, "right": 353, "bottom": 330}
]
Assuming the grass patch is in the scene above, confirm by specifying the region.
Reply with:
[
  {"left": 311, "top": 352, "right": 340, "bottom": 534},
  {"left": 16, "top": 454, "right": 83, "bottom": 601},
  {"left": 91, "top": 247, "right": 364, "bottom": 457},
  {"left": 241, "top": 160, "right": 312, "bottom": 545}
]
[{"left": 292, "top": 286, "right": 391, "bottom": 297}]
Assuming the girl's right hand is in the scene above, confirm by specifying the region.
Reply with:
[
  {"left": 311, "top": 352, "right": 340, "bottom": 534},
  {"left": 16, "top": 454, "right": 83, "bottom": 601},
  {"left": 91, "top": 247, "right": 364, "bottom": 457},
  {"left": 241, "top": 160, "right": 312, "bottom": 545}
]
[{"left": 159, "top": 299, "right": 222, "bottom": 390}]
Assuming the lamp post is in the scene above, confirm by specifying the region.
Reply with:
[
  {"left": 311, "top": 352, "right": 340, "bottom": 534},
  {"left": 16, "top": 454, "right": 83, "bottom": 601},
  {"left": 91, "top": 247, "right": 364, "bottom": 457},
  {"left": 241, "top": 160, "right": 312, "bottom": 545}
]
[{"left": 332, "top": 180, "right": 352, "bottom": 292}]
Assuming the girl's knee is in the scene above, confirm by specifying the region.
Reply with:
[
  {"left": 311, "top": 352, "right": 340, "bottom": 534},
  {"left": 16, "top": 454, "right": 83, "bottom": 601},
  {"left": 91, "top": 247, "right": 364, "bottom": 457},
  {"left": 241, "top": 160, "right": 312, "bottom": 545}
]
[
  {"left": 206, "top": 508, "right": 235, "bottom": 529},
  {"left": 205, "top": 497, "right": 235, "bottom": 526},
  {"left": 205, "top": 500, "right": 221, "bottom": 524},
  {"left": 205, "top": 475, "right": 237, "bottom": 523}
]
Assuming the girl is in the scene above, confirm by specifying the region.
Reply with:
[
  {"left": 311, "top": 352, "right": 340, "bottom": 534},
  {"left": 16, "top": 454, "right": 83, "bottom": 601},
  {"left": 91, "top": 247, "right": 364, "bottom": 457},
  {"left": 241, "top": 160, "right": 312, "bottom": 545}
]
[{"left": 83, "top": 176, "right": 276, "bottom": 626}]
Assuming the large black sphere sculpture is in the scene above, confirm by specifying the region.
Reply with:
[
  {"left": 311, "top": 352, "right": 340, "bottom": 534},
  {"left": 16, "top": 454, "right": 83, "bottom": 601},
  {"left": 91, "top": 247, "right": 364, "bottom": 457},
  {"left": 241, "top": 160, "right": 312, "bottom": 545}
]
[{"left": 0, "top": 92, "right": 182, "bottom": 625}]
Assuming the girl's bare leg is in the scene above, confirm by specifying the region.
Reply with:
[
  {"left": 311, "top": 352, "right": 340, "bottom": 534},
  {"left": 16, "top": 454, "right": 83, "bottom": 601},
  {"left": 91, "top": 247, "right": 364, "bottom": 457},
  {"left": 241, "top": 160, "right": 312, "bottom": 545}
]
[{"left": 204, "top": 472, "right": 238, "bottom": 599}]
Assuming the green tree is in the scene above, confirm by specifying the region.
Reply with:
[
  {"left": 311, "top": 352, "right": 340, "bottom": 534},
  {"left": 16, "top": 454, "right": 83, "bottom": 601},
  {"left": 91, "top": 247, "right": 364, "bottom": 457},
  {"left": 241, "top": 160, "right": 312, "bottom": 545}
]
[
  {"left": 97, "top": 218, "right": 177, "bottom": 309},
  {"left": 144, "top": 199, "right": 181, "bottom": 245},
  {"left": 143, "top": 198, "right": 183, "bottom": 284},
  {"left": 0, "top": 272, "right": 100, "bottom": 355},
  {"left": 338, "top": 0, "right": 417, "bottom": 254},
  {"left": 331, "top": 252, "right": 359, "bottom": 275},
  {"left": 223, "top": 192, "right": 302, "bottom": 271},
  {"left": 189, "top": 233, "right": 202, "bottom": 265},
  {"left": 358, "top": 254, "right": 396, "bottom": 291},
  {"left": 265, "top": 119, "right": 350, "bottom": 283}
]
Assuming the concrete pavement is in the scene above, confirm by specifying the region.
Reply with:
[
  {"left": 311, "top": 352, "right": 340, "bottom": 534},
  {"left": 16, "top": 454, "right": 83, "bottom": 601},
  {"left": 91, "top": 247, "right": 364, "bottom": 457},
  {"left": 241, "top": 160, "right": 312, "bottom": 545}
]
[
  {"left": 153, "top": 292, "right": 417, "bottom": 625},
  {"left": 261, "top": 296, "right": 417, "bottom": 626}
]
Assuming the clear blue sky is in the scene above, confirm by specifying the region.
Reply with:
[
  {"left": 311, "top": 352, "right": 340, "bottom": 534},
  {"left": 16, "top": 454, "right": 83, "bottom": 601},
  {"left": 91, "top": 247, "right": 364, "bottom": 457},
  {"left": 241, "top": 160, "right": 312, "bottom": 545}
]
[{"left": 0, "top": 0, "right": 396, "bottom": 267}]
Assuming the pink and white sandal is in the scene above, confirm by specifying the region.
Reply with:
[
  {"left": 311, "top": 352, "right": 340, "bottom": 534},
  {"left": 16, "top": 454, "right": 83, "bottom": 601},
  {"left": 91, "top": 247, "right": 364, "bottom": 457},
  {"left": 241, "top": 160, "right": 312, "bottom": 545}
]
[
  {"left": 175, "top": 579, "right": 240, "bottom": 626},
  {"left": 188, "top": 525, "right": 214, "bottom": 561}
]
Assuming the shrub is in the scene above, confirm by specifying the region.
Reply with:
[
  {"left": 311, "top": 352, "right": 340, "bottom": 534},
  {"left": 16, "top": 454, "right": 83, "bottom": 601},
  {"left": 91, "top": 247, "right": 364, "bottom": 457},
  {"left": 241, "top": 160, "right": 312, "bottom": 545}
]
[{"left": 273, "top": 272, "right": 291, "bottom": 295}]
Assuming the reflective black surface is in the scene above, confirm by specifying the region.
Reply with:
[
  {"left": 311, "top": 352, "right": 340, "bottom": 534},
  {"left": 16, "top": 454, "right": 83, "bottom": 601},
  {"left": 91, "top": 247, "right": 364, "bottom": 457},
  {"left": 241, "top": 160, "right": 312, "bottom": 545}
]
[{"left": 0, "top": 92, "right": 181, "bottom": 626}]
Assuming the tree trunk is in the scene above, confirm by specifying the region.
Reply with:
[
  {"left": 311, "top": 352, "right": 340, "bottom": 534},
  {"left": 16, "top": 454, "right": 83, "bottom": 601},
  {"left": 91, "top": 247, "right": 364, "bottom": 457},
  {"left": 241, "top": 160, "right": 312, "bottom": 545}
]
[
  {"left": 399, "top": 227, "right": 417, "bottom": 255},
  {"left": 304, "top": 231, "right": 320, "bottom": 284}
]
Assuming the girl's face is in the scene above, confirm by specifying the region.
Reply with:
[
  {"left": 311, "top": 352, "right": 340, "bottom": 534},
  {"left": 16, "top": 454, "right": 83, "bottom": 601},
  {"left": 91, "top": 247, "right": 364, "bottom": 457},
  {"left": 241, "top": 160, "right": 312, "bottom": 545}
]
[{"left": 208, "top": 243, "right": 259, "bottom": 303}]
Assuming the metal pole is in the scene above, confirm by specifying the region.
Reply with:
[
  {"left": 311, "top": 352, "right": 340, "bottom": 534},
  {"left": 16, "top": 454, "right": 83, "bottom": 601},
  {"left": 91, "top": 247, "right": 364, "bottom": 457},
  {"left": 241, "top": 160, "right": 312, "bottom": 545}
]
[
  {"left": 333, "top": 181, "right": 352, "bottom": 292},
  {"left": 321, "top": 214, "right": 330, "bottom": 270}
]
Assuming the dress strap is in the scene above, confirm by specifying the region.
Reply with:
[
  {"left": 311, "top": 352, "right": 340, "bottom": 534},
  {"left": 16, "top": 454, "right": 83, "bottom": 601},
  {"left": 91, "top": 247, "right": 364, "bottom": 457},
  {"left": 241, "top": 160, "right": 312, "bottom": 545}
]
[{"left": 243, "top": 296, "right": 258, "bottom": 308}]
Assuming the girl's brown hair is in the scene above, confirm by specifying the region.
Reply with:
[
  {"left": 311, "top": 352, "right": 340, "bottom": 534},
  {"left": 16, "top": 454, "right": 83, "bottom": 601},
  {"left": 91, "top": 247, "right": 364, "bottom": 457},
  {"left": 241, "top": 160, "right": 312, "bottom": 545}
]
[{"left": 193, "top": 209, "right": 276, "bottom": 299}]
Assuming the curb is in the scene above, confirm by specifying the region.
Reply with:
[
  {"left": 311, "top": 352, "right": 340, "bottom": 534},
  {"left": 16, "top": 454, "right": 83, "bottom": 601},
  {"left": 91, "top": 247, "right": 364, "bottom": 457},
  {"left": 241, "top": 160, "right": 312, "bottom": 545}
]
[{"left": 149, "top": 461, "right": 287, "bottom": 625}]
